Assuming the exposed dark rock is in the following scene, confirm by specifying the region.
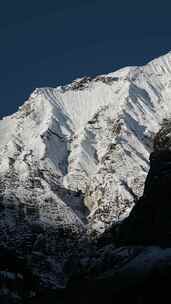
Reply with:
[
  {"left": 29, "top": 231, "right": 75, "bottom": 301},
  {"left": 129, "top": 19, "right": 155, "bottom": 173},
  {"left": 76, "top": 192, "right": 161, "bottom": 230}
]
[{"left": 115, "top": 149, "right": 171, "bottom": 247}]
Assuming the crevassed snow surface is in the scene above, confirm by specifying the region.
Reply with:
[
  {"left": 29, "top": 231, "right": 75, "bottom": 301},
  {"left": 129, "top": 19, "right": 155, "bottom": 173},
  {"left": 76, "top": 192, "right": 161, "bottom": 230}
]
[{"left": 1, "top": 51, "right": 171, "bottom": 232}]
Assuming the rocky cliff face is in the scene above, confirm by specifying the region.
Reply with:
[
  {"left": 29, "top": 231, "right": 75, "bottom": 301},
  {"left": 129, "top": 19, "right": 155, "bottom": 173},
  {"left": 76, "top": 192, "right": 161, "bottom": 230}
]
[{"left": 1, "top": 51, "right": 171, "bottom": 300}]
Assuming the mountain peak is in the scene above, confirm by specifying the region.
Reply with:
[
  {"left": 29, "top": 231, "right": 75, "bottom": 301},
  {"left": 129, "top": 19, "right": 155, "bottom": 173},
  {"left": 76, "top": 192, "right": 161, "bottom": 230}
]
[{"left": 1, "top": 51, "right": 171, "bottom": 290}]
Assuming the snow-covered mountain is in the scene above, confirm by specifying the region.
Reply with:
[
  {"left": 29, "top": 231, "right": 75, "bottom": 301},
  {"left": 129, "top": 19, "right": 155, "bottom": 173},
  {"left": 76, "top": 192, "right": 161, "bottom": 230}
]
[{"left": 1, "top": 51, "right": 171, "bottom": 293}]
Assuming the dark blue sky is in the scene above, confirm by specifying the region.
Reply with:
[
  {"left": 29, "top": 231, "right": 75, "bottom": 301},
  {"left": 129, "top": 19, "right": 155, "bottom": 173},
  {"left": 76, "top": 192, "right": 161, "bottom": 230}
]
[{"left": 1, "top": 0, "right": 171, "bottom": 117}]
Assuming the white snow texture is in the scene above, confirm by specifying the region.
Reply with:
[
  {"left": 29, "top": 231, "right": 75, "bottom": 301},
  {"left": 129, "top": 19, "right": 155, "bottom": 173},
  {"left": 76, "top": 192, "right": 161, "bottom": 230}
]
[{"left": 1, "top": 51, "right": 171, "bottom": 232}]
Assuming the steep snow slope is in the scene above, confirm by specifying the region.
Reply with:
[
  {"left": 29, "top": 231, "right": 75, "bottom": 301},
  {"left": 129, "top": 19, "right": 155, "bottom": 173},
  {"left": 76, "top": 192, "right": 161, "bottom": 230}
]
[
  {"left": 1, "top": 52, "right": 171, "bottom": 231},
  {"left": 1, "top": 51, "right": 171, "bottom": 290}
]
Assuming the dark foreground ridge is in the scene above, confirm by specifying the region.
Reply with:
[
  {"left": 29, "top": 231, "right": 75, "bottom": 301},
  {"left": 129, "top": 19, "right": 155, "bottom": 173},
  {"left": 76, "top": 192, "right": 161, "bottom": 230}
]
[{"left": 63, "top": 148, "right": 171, "bottom": 303}]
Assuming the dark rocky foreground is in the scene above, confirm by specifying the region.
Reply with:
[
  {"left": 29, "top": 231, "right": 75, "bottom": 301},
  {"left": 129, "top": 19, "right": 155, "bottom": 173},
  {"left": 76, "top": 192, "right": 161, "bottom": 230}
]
[
  {"left": 2, "top": 148, "right": 171, "bottom": 303},
  {"left": 25, "top": 243, "right": 171, "bottom": 304},
  {"left": 2, "top": 236, "right": 171, "bottom": 303}
]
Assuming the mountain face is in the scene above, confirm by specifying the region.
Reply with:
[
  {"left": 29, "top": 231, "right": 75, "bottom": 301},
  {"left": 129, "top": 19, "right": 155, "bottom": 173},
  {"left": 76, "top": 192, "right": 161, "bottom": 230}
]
[{"left": 1, "top": 51, "right": 171, "bottom": 297}]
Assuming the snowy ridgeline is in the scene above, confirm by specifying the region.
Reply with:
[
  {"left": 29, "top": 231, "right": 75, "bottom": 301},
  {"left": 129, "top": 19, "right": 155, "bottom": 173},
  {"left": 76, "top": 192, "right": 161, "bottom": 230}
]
[
  {"left": 1, "top": 51, "right": 171, "bottom": 234},
  {"left": 1, "top": 51, "right": 171, "bottom": 293}
]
